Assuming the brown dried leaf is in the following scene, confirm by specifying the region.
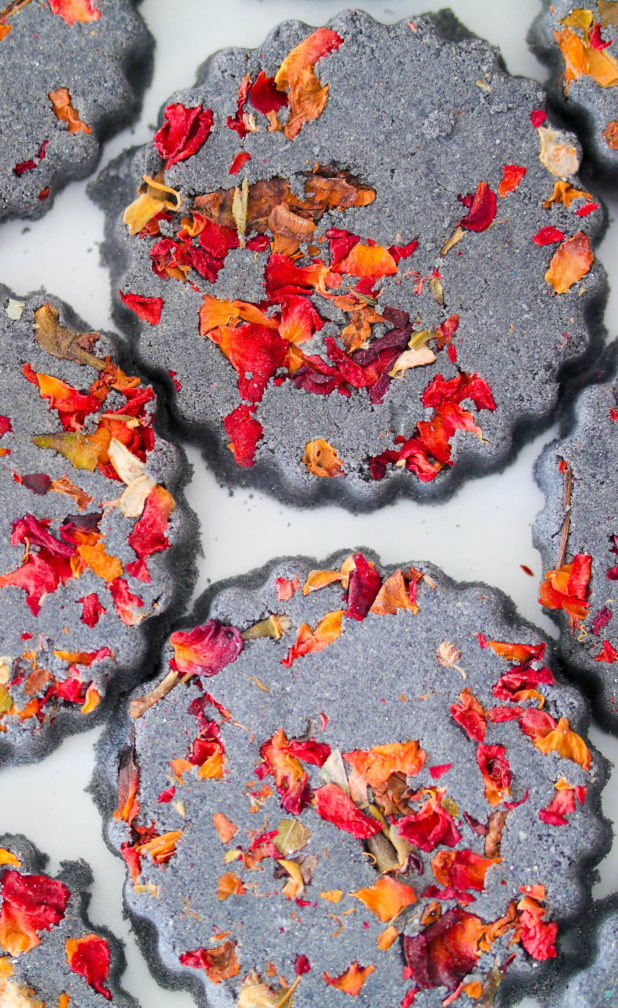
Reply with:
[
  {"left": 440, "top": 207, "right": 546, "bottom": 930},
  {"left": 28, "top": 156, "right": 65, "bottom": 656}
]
[
  {"left": 439, "top": 225, "right": 464, "bottom": 257},
  {"left": 130, "top": 668, "right": 179, "bottom": 718},
  {"left": 484, "top": 810, "right": 508, "bottom": 859},
  {"left": 268, "top": 203, "right": 316, "bottom": 256},
  {"left": 599, "top": 1, "right": 618, "bottom": 27},
  {"left": 273, "top": 819, "right": 312, "bottom": 856},
  {"left": 33, "top": 303, "right": 103, "bottom": 369},
  {"left": 232, "top": 177, "right": 249, "bottom": 247},
  {"left": 49, "top": 476, "right": 93, "bottom": 510},
  {"left": 242, "top": 614, "right": 292, "bottom": 641}
]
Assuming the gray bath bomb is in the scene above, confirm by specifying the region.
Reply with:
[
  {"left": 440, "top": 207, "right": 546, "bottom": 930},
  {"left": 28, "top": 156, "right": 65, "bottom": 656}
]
[
  {"left": 92, "top": 9, "right": 607, "bottom": 511},
  {"left": 0, "top": 832, "right": 138, "bottom": 1006},
  {"left": 534, "top": 356, "right": 618, "bottom": 731},
  {"left": 0, "top": 285, "right": 196, "bottom": 767},
  {"left": 529, "top": 1, "right": 618, "bottom": 177},
  {"left": 0, "top": 0, "right": 152, "bottom": 222},
  {"left": 546, "top": 896, "right": 618, "bottom": 1007},
  {"left": 95, "top": 551, "right": 608, "bottom": 1008}
]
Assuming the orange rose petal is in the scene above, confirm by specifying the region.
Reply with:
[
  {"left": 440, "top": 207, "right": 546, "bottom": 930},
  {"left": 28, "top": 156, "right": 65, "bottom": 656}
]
[
  {"left": 49, "top": 87, "right": 91, "bottom": 134},
  {"left": 0, "top": 851, "right": 21, "bottom": 868},
  {"left": 321, "top": 889, "right": 344, "bottom": 903},
  {"left": 213, "top": 813, "right": 237, "bottom": 844},
  {"left": 323, "top": 961, "right": 375, "bottom": 995},
  {"left": 553, "top": 27, "right": 590, "bottom": 90},
  {"left": 343, "top": 740, "right": 426, "bottom": 787},
  {"left": 281, "top": 609, "right": 344, "bottom": 667},
  {"left": 303, "top": 568, "right": 344, "bottom": 594},
  {"left": 335, "top": 242, "right": 398, "bottom": 279},
  {"left": 216, "top": 872, "right": 246, "bottom": 901},
  {"left": 274, "top": 28, "right": 343, "bottom": 139},
  {"left": 302, "top": 439, "right": 344, "bottom": 477},
  {"left": 370, "top": 569, "right": 419, "bottom": 615},
  {"left": 351, "top": 876, "right": 417, "bottom": 922},
  {"left": 545, "top": 232, "right": 594, "bottom": 294},
  {"left": 377, "top": 925, "right": 399, "bottom": 950},
  {"left": 587, "top": 45, "right": 618, "bottom": 87},
  {"left": 603, "top": 121, "right": 618, "bottom": 148},
  {"left": 543, "top": 181, "right": 593, "bottom": 208},
  {"left": 533, "top": 717, "right": 591, "bottom": 770}
]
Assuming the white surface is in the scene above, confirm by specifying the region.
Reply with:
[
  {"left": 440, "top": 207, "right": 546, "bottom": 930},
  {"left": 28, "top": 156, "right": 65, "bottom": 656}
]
[{"left": 0, "top": 2, "right": 617, "bottom": 1006}]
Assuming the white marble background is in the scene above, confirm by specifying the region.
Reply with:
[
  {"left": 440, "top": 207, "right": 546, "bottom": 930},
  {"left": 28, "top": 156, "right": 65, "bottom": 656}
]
[{"left": 0, "top": 1, "right": 616, "bottom": 1005}]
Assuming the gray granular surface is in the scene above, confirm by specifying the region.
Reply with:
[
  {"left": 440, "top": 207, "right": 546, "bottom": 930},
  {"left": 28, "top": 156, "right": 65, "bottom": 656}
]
[
  {"left": 95, "top": 551, "right": 608, "bottom": 1008},
  {"left": 93, "top": 9, "right": 607, "bottom": 511},
  {"left": 0, "top": 0, "right": 152, "bottom": 222},
  {"left": 0, "top": 286, "right": 195, "bottom": 767},
  {"left": 0, "top": 832, "right": 138, "bottom": 1006},
  {"left": 547, "top": 897, "right": 618, "bottom": 1007},
  {"left": 534, "top": 361, "right": 618, "bottom": 731},
  {"left": 530, "top": 1, "right": 618, "bottom": 177}
]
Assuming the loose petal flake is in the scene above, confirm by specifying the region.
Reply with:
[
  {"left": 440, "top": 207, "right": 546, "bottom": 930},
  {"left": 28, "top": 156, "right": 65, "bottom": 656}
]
[
  {"left": 545, "top": 233, "right": 594, "bottom": 293},
  {"left": 323, "top": 961, "right": 375, "bottom": 996},
  {"left": 274, "top": 28, "right": 343, "bottom": 139}
]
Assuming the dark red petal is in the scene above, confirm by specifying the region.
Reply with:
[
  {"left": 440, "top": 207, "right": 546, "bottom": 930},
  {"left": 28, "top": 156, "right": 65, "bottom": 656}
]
[
  {"left": 250, "top": 70, "right": 289, "bottom": 113},
  {"left": 458, "top": 182, "right": 497, "bottom": 232},
  {"left": 224, "top": 404, "right": 263, "bottom": 467},
  {"left": 119, "top": 290, "right": 164, "bottom": 325},
  {"left": 154, "top": 103, "right": 213, "bottom": 167}
]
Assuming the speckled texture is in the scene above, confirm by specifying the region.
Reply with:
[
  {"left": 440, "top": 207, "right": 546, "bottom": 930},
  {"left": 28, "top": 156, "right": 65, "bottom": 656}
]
[
  {"left": 0, "top": 285, "right": 197, "bottom": 766},
  {"left": 95, "top": 551, "right": 609, "bottom": 1008},
  {"left": 547, "top": 896, "right": 618, "bottom": 1007},
  {"left": 92, "top": 9, "right": 607, "bottom": 511},
  {"left": 0, "top": 832, "right": 138, "bottom": 1006},
  {"left": 0, "top": 0, "right": 152, "bottom": 222},
  {"left": 534, "top": 351, "right": 618, "bottom": 731},
  {"left": 529, "top": 1, "right": 618, "bottom": 178}
]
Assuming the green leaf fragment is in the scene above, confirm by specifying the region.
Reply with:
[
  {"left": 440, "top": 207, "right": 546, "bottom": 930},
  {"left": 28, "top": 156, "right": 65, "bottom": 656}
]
[
  {"left": 273, "top": 819, "right": 311, "bottom": 856},
  {"left": 32, "top": 432, "right": 101, "bottom": 471}
]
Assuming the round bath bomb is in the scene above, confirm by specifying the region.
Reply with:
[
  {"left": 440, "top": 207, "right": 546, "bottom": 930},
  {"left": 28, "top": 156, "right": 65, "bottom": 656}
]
[
  {"left": 0, "top": 0, "right": 152, "bottom": 222},
  {"left": 93, "top": 9, "right": 607, "bottom": 510},
  {"left": 529, "top": 1, "right": 618, "bottom": 177},
  {"left": 0, "top": 286, "right": 195, "bottom": 766},
  {"left": 0, "top": 832, "right": 138, "bottom": 1006},
  {"left": 96, "top": 551, "right": 608, "bottom": 1008},
  {"left": 547, "top": 896, "right": 618, "bottom": 1006},
  {"left": 534, "top": 364, "right": 618, "bottom": 730}
]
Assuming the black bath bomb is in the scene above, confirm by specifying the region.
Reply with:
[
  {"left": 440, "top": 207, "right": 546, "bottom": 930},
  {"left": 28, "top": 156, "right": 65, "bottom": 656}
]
[
  {"left": 0, "top": 0, "right": 152, "bottom": 222},
  {"left": 546, "top": 896, "right": 618, "bottom": 1006},
  {"left": 529, "top": 1, "right": 618, "bottom": 177},
  {"left": 0, "top": 286, "right": 195, "bottom": 766},
  {"left": 534, "top": 361, "right": 618, "bottom": 731},
  {"left": 0, "top": 832, "right": 138, "bottom": 1006},
  {"left": 95, "top": 551, "right": 608, "bottom": 1008},
  {"left": 92, "top": 9, "right": 607, "bottom": 511}
]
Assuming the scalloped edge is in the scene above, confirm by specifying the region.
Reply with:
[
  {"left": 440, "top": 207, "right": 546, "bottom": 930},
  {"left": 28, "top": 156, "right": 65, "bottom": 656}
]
[
  {"left": 0, "top": 283, "right": 199, "bottom": 768},
  {"left": 92, "top": 547, "right": 612, "bottom": 1008}
]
